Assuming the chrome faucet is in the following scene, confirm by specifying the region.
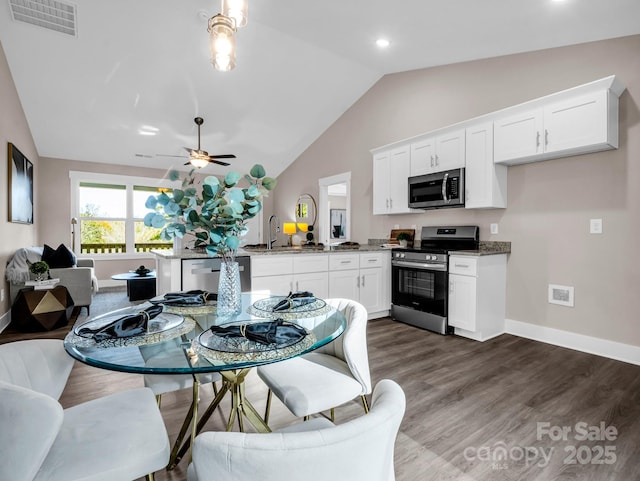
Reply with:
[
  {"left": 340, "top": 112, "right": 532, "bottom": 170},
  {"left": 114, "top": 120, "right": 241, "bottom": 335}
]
[{"left": 267, "top": 215, "right": 279, "bottom": 250}]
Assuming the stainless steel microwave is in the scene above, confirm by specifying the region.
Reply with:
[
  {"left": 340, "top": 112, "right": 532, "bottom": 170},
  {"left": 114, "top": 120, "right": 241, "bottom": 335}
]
[{"left": 408, "top": 168, "right": 465, "bottom": 209}]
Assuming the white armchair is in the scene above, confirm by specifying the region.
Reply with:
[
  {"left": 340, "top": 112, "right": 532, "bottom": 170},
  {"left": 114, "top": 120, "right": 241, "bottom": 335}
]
[
  {"left": 257, "top": 298, "right": 371, "bottom": 421},
  {"left": 7, "top": 247, "right": 98, "bottom": 314},
  {"left": 186, "top": 379, "right": 406, "bottom": 481},
  {"left": 0, "top": 339, "right": 170, "bottom": 481}
]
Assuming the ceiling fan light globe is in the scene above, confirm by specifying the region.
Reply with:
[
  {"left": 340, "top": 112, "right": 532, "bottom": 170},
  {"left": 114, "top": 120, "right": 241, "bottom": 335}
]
[{"left": 190, "top": 157, "right": 210, "bottom": 169}]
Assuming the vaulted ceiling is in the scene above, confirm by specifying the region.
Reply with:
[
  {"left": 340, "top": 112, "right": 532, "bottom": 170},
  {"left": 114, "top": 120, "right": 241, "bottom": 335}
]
[{"left": 1, "top": 0, "right": 639, "bottom": 177}]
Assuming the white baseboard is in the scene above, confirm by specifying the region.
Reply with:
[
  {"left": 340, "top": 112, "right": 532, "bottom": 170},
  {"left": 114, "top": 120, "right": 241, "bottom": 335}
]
[
  {"left": 505, "top": 319, "right": 640, "bottom": 366},
  {"left": 0, "top": 309, "right": 11, "bottom": 334},
  {"left": 99, "top": 279, "right": 126, "bottom": 289}
]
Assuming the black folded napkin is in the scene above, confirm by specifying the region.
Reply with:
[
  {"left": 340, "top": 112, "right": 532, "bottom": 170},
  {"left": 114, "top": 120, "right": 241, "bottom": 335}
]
[
  {"left": 209, "top": 319, "right": 307, "bottom": 346},
  {"left": 154, "top": 290, "right": 217, "bottom": 306},
  {"left": 272, "top": 291, "right": 316, "bottom": 312},
  {"left": 78, "top": 304, "right": 163, "bottom": 341}
]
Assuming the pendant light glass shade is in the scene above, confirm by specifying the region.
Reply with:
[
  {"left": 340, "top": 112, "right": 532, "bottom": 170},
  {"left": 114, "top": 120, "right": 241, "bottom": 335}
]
[
  {"left": 221, "top": 0, "right": 248, "bottom": 28},
  {"left": 208, "top": 14, "right": 236, "bottom": 72}
]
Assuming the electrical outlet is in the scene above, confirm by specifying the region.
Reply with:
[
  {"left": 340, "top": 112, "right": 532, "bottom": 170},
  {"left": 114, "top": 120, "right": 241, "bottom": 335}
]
[
  {"left": 590, "top": 218, "right": 603, "bottom": 234},
  {"left": 490, "top": 223, "right": 499, "bottom": 235},
  {"left": 0, "top": 289, "right": 4, "bottom": 302}
]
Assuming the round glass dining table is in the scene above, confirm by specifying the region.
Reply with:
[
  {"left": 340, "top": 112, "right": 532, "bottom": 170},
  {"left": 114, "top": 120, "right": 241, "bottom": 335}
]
[{"left": 64, "top": 292, "right": 346, "bottom": 468}]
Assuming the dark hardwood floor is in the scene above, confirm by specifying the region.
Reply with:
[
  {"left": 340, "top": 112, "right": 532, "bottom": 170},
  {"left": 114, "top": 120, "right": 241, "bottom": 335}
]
[{"left": 3, "top": 289, "right": 640, "bottom": 480}]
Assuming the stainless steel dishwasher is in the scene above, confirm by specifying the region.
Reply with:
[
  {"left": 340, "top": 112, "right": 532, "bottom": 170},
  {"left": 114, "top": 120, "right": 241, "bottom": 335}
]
[{"left": 181, "top": 256, "right": 251, "bottom": 292}]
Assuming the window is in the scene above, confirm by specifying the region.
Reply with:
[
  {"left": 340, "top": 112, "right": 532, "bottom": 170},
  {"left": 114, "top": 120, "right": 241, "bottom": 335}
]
[{"left": 70, "top": 172, "right": 178, "bottom": 256}]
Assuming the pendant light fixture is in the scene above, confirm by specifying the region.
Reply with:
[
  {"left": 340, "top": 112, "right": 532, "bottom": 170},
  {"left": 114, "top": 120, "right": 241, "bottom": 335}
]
[{"left": 208, "top": 0, "right": 248, "bottom": 72}]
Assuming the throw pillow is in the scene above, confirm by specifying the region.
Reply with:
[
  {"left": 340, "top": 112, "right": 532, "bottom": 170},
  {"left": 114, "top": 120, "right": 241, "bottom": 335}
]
[{"left": 42, "top": 243, "right": 76, "bottom": 268}]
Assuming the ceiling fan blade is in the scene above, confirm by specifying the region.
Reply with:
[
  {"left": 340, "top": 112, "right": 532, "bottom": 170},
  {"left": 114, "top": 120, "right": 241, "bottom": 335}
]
[
  {"left": 210, "top": 159, "right": 231, "bottom": 166},
  {"left": 208, "top": 154, "right": 236, "bottom": 159},
  {"left": 157, "top": 154, "right": 188, "bottom": 158}
]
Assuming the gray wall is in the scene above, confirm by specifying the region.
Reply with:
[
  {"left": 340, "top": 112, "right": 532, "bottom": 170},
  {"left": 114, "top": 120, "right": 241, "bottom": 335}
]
[
  {"left": 0, "top": 42, "right": 39, "bottom": 316},
  {"left": 273, "top": 34, "right": 640, "bottom": 347}
]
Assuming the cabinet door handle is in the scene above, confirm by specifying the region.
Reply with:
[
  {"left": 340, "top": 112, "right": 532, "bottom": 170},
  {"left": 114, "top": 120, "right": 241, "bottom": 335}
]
[
  {"left": 386, "top": 198, "right": 389, "bottom": 209},
  {"left": 536, "top": 131, "right": 541, "bottom": 149},
  {"left": 296, "top": 281, "right": 299, "bottom": 291},
  {"left": 389, "top": 198, "right": 393, "bottom": 209},
  {"left": 361, "top": 275, "right": 365, "bottom": 287},
  {"left": 435, "top": 154, "right": 439, "bottom": 166},
  {"left": 544, "top": 129, "right": 549, "bottom": 147},
  {"left": 340, "top": 260, "right": 351, "bottom": 264},
  {"left": 450, "top": 280, "right": 454, "bottom": 294},
  {"left": 454, "top": 263, "right": 469, "bottom": 268},
  {"left": 430, "top": 155, "right": 434, "bottom": 167}
]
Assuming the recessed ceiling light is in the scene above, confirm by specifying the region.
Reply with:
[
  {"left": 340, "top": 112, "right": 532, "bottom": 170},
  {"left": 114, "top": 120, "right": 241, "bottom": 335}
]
[{"left": 376, "top": 38, "right": 390, "bottom": 48}]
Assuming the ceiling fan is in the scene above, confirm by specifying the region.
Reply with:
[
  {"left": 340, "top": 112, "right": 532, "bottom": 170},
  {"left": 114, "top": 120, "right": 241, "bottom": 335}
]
[{"left": 158, "top": 117, "right": 236, "bottom": 167}]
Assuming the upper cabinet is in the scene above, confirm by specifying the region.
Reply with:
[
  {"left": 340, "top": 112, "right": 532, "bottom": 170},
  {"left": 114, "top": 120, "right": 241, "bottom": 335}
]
[
  {"left": 410, "top": 129, "right": 465, "bottom": 176},
  {"left": 373, "top": 145, "right": 413, "bottom": 214},
  {"left": 371, "top": 75, "right": 625, "bottom": 213},
  {"left": 494, "top": 77, "right": 624, "bottom": 165},
  {"left": 465, "top": 122, "right": 507, "bottom": 209}
]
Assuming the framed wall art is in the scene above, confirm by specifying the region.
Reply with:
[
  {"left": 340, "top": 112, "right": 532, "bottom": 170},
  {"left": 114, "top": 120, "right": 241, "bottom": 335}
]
[{"left": 8, "top": 142, "right": 34, "bottom": 224}]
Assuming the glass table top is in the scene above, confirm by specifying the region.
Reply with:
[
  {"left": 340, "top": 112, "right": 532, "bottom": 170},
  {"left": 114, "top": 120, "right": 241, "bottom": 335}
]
[{"left": 63, "top": 292, "right": 346, "bottom": 375}]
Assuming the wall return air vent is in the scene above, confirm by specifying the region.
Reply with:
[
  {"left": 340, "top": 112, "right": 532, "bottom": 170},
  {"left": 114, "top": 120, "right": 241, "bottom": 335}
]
[{"left": 9, "top": 0, "right": 77, "bottom": 37}]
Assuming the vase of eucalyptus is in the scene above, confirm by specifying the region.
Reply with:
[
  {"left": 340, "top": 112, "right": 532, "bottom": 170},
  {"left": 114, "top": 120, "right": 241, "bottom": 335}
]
[
  {"left": 217, "top": 258, "right": 242, "bottom": 315},
  {"left": 144, "top": 164, "right": 277, "bottom": 315}
]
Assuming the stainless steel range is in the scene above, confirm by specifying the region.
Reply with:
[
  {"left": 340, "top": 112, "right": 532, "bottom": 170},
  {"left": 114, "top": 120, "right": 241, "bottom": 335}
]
[{"left": 390, "top": 225, "right": 479, "bottom": 334}]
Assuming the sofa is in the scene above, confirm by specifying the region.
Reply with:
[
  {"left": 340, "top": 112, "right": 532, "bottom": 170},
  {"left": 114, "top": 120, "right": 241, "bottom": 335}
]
[{"left": 6, "top": 247, "right": 99, "bottom": 314}]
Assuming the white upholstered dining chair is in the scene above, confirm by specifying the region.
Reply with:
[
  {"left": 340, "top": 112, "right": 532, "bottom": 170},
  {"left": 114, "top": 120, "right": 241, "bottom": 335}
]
[
  {"left": 0, "top": 339, "right": 75, "bottom": 399},
  {"left": 186, "top": 379, "right": 406, "bottom": 481},
  {"left": 0, "top": 339, "right": 170, "bottom": 481},
  {"left": 257, "top": 298, "right": 371, "bottom": 422}
]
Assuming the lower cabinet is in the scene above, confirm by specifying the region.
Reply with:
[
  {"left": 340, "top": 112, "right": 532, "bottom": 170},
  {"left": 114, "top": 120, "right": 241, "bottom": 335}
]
[
  {"left": 251, "top": 254, "right": 329, "bottom": 299},
  {"left": 251, "top": 251, "right": 391, "bottom": 319},
  {"left": 328, "top": 252, "right": 390, "bottom": 319},
  {"left": 448, "top": 254, "right": 506, "bottom": 341}
]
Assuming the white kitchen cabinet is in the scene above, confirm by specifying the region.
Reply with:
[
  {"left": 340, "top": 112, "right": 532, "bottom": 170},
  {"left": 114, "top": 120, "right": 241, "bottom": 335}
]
[
  {"left": 410, "top": 129, "right": 465, "bottom": 176},
  {"left": 465, "top": 122, "right": 507, "bottom": 209},
  {"left": 251, "top": 254, "right": 329, "bottom": 299},
  {"left": 328, "top": 252, "right": 390, "bottom": 318},
  {"left": 448, "top": 254, "right": 506, "bottom": 341},
  {"left": 372, "top": 145, "right": 412, "bottom": 214},
  {"left": 494, "top": 88, "right": 620, "bottom": 165}
]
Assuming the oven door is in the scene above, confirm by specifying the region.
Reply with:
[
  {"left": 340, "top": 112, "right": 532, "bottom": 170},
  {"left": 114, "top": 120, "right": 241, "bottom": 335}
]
[{"left": 391, "top": 260, "right": 448, "bottom": 317}]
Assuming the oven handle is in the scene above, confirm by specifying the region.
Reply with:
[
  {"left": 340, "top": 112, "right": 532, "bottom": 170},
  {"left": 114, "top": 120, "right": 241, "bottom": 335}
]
[{"left": 391, "top": 260, "right": 447, "bottom": 271}]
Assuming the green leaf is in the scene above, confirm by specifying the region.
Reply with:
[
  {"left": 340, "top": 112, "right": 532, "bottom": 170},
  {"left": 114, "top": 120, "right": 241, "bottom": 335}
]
[
  {"left": 246, "top": 185, "right": 260, "bottom": 198},
  {"left": 203, "top": 176, "right": 220, "bottom": 186},
  {"left": 184, "top": 187, "right": 197, "bottom": 197},
  {"left": 143, "top": 212, "right": 157, "bottom": 226},
  {"left": 195, "top": 231, "right": 209, "bottom": 241},
  {"left": 187, "top": 210, "right": 200, "bottom": 224},
  {"left": 250, "top": 164, "right": 266, "bottom": 179},
  {"left": 151, "top": 213, "right": 166, "bottom": 228},
  {"left": 262, "top": 177, "right": 277, "bottom": 191},
  {"left": 225, "top": 235, "right": 240, "bottom": 250},
  {"left": 168, "top": 170, "right": 181, "bottom": 181},
  {"left": 228, "top": 189, "right": 245, "bottom": 203},
  {"left": 172, "top": 189, "right": 184, "bottom": 203},
  {"left": 157, "top": 192, "right": 171, "bottom": 205},
  {"left": 224, "top": 171, "right": 242, "bottom": 186},
  {"left": 145, "top": 195, "right": 158, "bottom": 209},
  {"left": 165, "top": 201, "right": 180, "bottom": 216}
]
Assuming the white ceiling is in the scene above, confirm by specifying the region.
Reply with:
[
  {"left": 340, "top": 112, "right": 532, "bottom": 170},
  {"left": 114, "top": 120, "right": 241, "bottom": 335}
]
[{"left": 1, "top": 0, "right": 639, "bottom": 178}]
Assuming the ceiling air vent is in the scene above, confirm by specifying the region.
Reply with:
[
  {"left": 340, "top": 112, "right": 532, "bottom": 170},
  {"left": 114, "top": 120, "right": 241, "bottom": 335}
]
[{"left": 9, "top": 0, "right": 77, "bottom": 37}]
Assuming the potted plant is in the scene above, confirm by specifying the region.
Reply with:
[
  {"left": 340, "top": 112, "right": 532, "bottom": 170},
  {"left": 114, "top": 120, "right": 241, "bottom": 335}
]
[
  {"left": 396, "top": 232, "right": 411, "bottom": 248},
  {"left": 144, "top": 164, "right": 276, "bottom": 314},
  {"left": 28, "top": 260, "right": 50, "bottom": 282}
]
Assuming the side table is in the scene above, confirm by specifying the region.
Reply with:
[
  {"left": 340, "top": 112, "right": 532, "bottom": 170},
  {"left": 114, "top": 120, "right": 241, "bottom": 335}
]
[
  {"left": 111, "top": 271, "right": 157, "bottom": 301},
  {"left": 11, "top": 286, "right": 75, "bottom": 332}
]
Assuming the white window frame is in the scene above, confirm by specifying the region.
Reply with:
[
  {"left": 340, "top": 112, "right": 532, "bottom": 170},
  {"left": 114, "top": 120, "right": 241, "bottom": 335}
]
[{"left": 69, "top": 171, "right": 180, "bottom": 260}]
